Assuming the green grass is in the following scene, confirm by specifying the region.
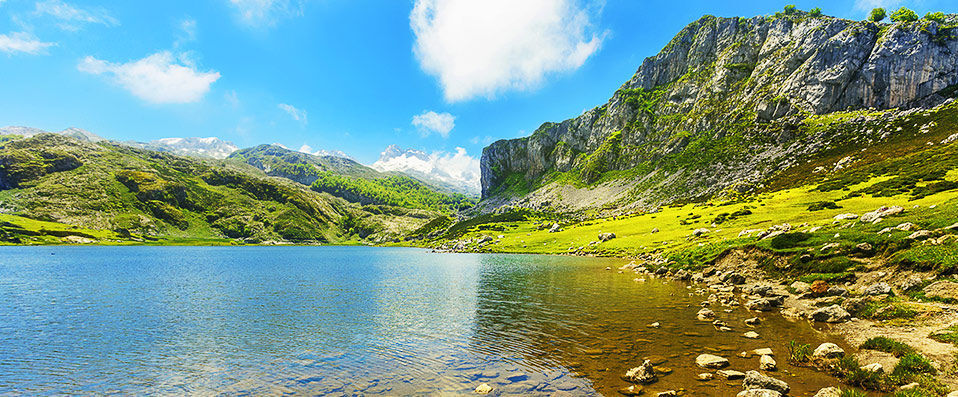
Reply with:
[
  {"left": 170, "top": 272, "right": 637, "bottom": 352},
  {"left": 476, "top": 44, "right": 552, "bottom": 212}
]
[
  {"left": 929, "top": 324, "right": 958, "bottom": 346},
  {"left": 861, "top": 337, "right": 917, "bottom": 357}
]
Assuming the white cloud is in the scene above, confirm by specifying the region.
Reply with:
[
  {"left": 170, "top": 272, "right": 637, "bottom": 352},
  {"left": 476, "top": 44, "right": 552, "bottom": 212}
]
[
  {"left": 78, "top": 51, "right": 221, "bottom": 104},
  {"left": 298, "top": 143, "right": 351, "bottom": 158},
  {"left": 373, "top": 145, "right": 480, "bottom": 194},
  {"left": 175, "top": 18, "right": 197, "bottom": 47},
  {"left": 411, "top": 0, "right": 605, "bottom": 102},
  {"left": 412, "top": 110, "right": 455, "bottom": 138},
  {"left": 0, "top": 31, "right": 54, "bottom": 54},
  {"left": 35, "top": 0, "right": 119, "bottom": 31},
  {"left": 228, "top": 0, "right": 305, "bottom": 28},
  {"left": 278, "top": 103, "right": 307, "bottom": 124},
  {"left": 854, "top": 0, "right": 904, "bottom": 11}
]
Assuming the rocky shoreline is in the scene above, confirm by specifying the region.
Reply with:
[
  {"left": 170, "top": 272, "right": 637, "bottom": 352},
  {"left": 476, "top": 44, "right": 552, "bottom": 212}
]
[{"left": 606, "top": 255, "right": 958, "bottom": 396}]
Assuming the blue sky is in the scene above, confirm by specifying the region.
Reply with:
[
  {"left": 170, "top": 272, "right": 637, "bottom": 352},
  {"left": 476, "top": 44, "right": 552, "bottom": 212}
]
[{"left": 0, "top": 0, "right": 950, "bottom": 175}]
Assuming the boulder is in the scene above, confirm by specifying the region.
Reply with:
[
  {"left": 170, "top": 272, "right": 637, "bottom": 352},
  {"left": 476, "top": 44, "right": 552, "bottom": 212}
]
[
  {"left": 811, "top": 305, "right": 851, "bottom": 323},
  {"left": 623, "top": 360, "right": 657, "bottom": 384},
  {"left": 743, "top": 371, "right": 789, "bottom": 394},
  {"left": 861, "top": 206, "right": 903, "bottom": 223},
  {"left": 813, "top": 387, "right": 841, "bottom": 397},
  {"left": 692, "top": 228, "right": 710, "bottom": 237},
  {"left": 737, "top": 390, "right": 782, "bottom": 397},
  {"left": 790, "top": 281, "right": 811, "bottom": 295},
  {"left": 745, "top": 317, "right": 761, "bottom": 326},
  {"left": 722, "top": 272, "right": 747, "bottom": 285},
  {"left": 810, "top": 280, "right": 830, "bottom": 295},
  {"left": 899, "top": 276, "right": 924, "bottom": 292},
  {"left": 862, "top": 282, "right": 892, "bottom": 296},
  {"left": 896, "top": 222, "right": 918, "bottom": 231},
  {"left": 833, "top": 213, "right": 858, "bottom": 220},
  {"left": 744, "top": 331, "right": 760, "bottom": 339},
  {"left": 862, "top": 363, "right": 884, "bottom": 373},
  {"left": 924, "top": 281, "right": 958, "bottom": 301},
  {"left": 598, "top": 232, "right": 616, "bottom": 242},
  {"left": 760, "top": 355, "right": 777, "bottom": 371},
  {"left": 656, "top": 391, "right": 677, "bottom": 397},
  {"left": 907, "top": 230, "right": 934, "bottom": 240},
  {"left": 697, "top": 372, "right": 714, "bottom": 381},
  {"left": 696, "top": 354, "right": 730, "bottom": 369},
  {"left": 812, "top": 343, "right": 845, "bottom": 359}
]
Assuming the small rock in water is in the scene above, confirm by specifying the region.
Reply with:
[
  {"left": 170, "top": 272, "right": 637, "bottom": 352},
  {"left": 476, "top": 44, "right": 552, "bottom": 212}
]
[
  {"left": 697, "top": 372, "right": 714, "bottom": 381},
  {"left": 738, "top": 390, "right": 783, "bottom": 397},
  {"left": 813, "top": 387, "right": 841, "bottom": 397},
  {"left": 696, "top": 354, "right": 730, "bottom": 369},
  {"left": 623, "top": 360, "right": 657, "bottom": 384},
  {"left": 743, "top": 331, "right": 760, "bottom": 339},
  {"left": 697, "top": 308, "right": 716, "bottom": 320},
  {"left": 760, "top": 355, "right": 777, "bottom": 371},
  {"left": 656, "top": 391, "right": 677, "bottom": 397},
  {"left": 648, "top": 322, "right": 661, "bottom": 328},
  {"left": 474, "top": 383, "right": 493, "bottom": 394},
  {"left": 717, "top": 369, "right": 746, "bottom": 380},
  {"left": 752, "top": 348, "right": 773, "bottom": 356},
  {"left": 812, "top": 343, "right": 845, "bottom": 359},
  {"left": 744, "top": 317, "right": 761, "bottom": 326}
]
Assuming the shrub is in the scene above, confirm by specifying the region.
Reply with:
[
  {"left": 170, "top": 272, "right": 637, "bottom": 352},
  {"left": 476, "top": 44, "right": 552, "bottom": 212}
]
[
  {"left": 770, "top": 232, "right": 811, "bottom": 249},
  {"left": 924, "top": 11, "right": 946, "bottom": 23},
  {"left": 784, "top": 5, "right": 798, "bottom": 14},
  {"left": 891, "top": 7, "right": 919, "bottom": 23},
  {"left": 787, "top": 340, "right": 812, "bottom": 363},
  {"left": 869, "top": 8, "right": 886, "bottom": 22},
  {"left": 808, "top": 200, "right": 841, "bottom": 211},
  {"left": 809, "top": 7, "right": 823, "bottom": 17},
  {"left": 861, "top": 337, "right": 916, "bottom": 357},
  {"left": 893, "top": 353, "right": 936, "bottom": 376}
]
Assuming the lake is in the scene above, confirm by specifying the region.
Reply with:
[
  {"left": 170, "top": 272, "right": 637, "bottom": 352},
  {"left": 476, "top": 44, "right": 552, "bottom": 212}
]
[{"left": 0, "top": 246, "right": 847, "bottom": 395}]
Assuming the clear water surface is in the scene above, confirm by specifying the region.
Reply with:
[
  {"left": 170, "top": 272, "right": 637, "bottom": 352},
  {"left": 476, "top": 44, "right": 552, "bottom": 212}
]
[{"left": 0, "top": 246, "right": 848, "bottom": 395}]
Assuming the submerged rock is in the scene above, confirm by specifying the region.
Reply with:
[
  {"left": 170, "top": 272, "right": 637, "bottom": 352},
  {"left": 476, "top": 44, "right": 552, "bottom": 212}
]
[
  {"left": 718, "top": 369, "right": 746, "bottom": 380},
  {"left": 475, "top": 383, "right": 493, "bottom": 394},
  {"left": 697, "top": 308, "right": 716, "bottom": 320},
  {"left": 760, "top": 355, "right": 777, "bottom": 371},
  {"left": 743, "top": 370, "right": 790, "bottom": 394},
  {"left": 618, "top": 385, "right": 644, "bottom": 396}
]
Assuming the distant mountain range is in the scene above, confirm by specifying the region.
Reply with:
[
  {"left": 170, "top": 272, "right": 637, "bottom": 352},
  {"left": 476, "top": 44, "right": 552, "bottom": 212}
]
[
  {"left": 373, "top": 145, "right": 480, "bottom": 196},
  {"left": 0, "top": 126, "right": 237, "bottom": 159}
]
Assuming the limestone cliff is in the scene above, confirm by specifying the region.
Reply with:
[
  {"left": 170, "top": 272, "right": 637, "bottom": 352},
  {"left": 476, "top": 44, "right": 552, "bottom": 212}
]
[{"left": 480, "top": 11, "right": 958, "bottom": 211}]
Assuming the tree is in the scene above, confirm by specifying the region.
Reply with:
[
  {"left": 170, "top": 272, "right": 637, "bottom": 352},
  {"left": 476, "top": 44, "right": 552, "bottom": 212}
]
[
  {"left": 784, "top": 5, "right": 798, "bottom": 15},
  {"left": 890, "top": 7, "right": 919, "bottom": 23},
  {"left": 924, "top": 11, "right": 946, "bottom": 23},
  {"left": 868, "top": 8, "right": 886, "bottom": 22},
  {"left": 809, "top": 7, "right": 823, "bottom": 17}
]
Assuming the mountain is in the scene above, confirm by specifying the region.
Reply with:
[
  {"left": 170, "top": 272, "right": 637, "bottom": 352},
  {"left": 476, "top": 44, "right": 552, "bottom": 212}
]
[
  {"left": 372, "top": 145, "right": 481, "bottom": 196},
  {"left": 0, "top": 133, "right": 440, "bottom": 244},
  {"left": 479, "top": 11, "right": 958, "bottom": 213},
  {"left": 125, "top": 137, "right": 239, "bottom": 159},
  {"left": 229, "top": 144, "right": 475, "bottom": 212},
  {"left": 1, "top": 126, "right": 106, "bottom": 142}
]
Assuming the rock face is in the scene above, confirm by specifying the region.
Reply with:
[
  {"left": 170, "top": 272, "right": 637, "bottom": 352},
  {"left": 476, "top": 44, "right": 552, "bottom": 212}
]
[{"left": 479, "top": 11, "right": 958, "bottom": 210}]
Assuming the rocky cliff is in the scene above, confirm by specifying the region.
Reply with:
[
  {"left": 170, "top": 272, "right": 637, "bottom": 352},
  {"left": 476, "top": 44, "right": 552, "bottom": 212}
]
[{"left": 480, "top": 10, "right": 958, "bottom": 210}]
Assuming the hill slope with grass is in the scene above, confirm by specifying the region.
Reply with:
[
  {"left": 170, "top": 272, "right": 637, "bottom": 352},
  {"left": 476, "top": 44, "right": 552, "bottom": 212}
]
[{"left": 0, "top": 134, "right": 439, "bottom": 244}]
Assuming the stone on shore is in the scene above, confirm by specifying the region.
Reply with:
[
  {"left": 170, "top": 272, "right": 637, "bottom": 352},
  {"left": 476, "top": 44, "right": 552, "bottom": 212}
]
[
  {"left": 811, "top": 305, "right": 850, "bottom": 323},
  {"left": 813, "top": 387, "right": 841, "bottom": 397},
  {"left": 743, "top": 370, "right": 790, "bottom": 394},
  {"left": 862, "top": 282, "right": 892, "bottom": 296},
  {"left": 623, "top": 360, "right": 657, "bottom": 384},
  {"left": 812, "top": 343, "right": 845, "bottom": 360},
  {"left": 924, "top": 281, "right": 958, "bottom": 300},
  {"left": 696, "top": 354, "right": 730, "bottom": 369}
]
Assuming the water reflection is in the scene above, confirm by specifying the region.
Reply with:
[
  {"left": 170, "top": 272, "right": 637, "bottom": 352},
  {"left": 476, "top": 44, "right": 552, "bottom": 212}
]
[{"left": 0, "top": 247, "right": 847, "bottom": 396}]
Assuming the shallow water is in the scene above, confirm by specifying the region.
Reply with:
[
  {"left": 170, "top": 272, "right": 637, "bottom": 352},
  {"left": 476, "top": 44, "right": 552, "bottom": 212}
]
[{"left": 0, "top": 246, "right": 850, "bottom": 395}]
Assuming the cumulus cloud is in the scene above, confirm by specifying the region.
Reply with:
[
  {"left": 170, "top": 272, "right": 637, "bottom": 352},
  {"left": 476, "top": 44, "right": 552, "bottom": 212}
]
[
  {"left": 278, "top": 103, "right": 307, "bottom": 124},
  {"left": 78, "top": 51, "right": 221, "bottom": 104},
  {"left": 854, "top": 0, "right": 904, "bottom": 11},
  {"left": 373, "top": 145, "right": 480, "bottom": 194},
  {"left": 35, "top": 0, "right": 119, "bottom": 31},
  {"left": 412, "top": 110, "right": 455, "bottom": 138},
  {"left": 0, "top": 31, "right": 55, "bottom": 54},
  {"left": 228, "top": 0, "right": 305, "bottom": 28},
  {"left": 411, "top": 0, "right": 605, "bottom": 102}
]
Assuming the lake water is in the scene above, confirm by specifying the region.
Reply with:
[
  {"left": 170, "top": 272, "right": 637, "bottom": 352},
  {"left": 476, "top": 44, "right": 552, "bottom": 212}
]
[{"left": 0, "top": 246, "right": 848, "bottom": 395}]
